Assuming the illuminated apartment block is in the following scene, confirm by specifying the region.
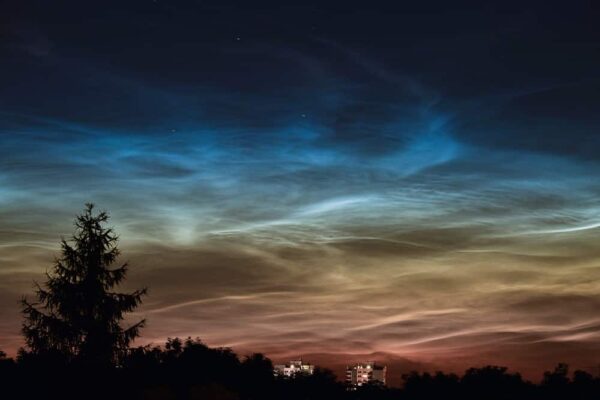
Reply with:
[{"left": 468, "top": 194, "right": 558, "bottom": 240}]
[
  {"left": 345, "top": 362, "right": 387, "bottom": 387},
  {"left": 273, "top": 359, "right": 315, "bottom": 377}
]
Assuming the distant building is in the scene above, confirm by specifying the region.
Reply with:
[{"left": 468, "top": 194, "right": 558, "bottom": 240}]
[
  {"left": 345, "top": 362, "right": 387, "bottom": 387},
  {"left": 273, "top": 359, "right": 315, "bottom": 378}
]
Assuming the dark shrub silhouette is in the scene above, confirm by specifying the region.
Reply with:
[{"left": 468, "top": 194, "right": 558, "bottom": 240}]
[
  {"left": 402, "top": 370, "right": 461, "bottom": 399},
  {"left": 281, "top": 366, "right": 345, "bottom": 400},
  {"left": 461, "top": 365, "right": 531, "bottom": 399},
  {"left": 240, "top": 353, "right": 275, "bottom": 398},
  {"left": 541, "top": 362, "right": 570, "bottom": 399},
  {"left": 0, "top": 349, "right": 15, "bottom": 374}
]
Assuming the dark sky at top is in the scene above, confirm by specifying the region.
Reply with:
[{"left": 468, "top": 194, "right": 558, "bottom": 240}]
[
  {"left": 3, "top": 0, "right": 599, "bottom": 155},
  {"left": 1, "top": 0, "right": 600, "bottom": 384}
]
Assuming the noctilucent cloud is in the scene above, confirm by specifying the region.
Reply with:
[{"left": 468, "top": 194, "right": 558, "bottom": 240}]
[{"left": 2, "top": 1, "right": 600, "bottom": 384}]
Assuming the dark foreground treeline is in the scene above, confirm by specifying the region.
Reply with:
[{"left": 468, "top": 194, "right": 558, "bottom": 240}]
[{"left": 1, "top": 339, "right": 600, "bottom": 400}]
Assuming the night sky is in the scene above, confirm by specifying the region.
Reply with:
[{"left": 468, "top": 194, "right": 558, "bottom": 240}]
[{"left": 2, "top": 0, "right": 600, "bottom": 384}]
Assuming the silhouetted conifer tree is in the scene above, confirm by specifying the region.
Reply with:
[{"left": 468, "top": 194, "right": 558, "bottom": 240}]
[{"left": 20, "top": 204, "right": 146, "bottom": 366}]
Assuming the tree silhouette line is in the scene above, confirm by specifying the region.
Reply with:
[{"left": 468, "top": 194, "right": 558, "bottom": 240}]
[{"left": 1, "top": 205, "right": 599, "bottom": 399}]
